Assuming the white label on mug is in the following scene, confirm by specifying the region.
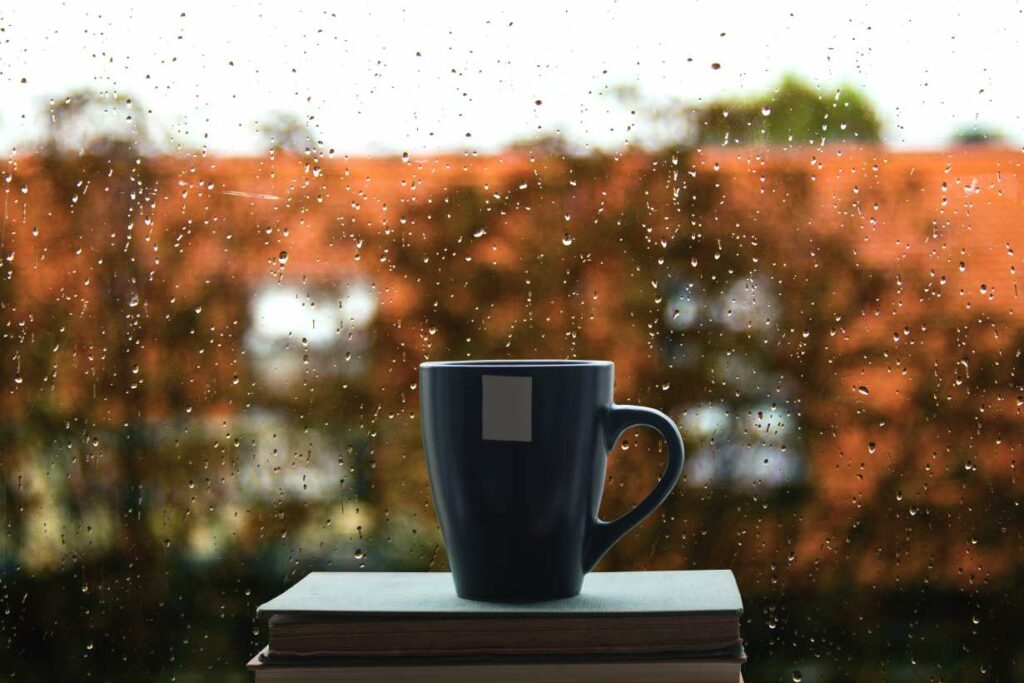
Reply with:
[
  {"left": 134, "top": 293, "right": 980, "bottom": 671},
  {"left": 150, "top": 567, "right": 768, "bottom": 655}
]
[{"left": 481, "top": 375, "right": 532, "bottom": 442}]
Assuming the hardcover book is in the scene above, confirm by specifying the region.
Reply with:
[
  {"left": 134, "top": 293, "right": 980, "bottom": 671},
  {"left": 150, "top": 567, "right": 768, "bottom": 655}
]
[{"left": 258, "top": 570, "right": 743, "bottom": 658}]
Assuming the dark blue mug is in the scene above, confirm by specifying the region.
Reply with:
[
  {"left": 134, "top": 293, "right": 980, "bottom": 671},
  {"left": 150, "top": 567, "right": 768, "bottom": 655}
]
[{"left": 420, "top": 360, "right": 685, "bottom": 601}]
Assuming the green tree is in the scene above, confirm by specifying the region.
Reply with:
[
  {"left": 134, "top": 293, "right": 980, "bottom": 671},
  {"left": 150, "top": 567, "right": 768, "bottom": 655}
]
[
  {"left": 951, "top": 123, "right": 1005, "bottom": 145},
  {"left": 690, "top": 74, "right": 882, "bottom": 146}
]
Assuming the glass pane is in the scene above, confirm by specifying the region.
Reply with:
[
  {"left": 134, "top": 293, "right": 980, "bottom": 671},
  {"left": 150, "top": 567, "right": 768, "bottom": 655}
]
[{"left": 1, "top": 3, "right": 1019, "bottom": 680}]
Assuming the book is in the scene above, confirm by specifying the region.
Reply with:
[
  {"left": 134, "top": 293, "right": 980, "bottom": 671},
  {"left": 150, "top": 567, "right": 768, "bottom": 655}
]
[
  {"left": 257, "top": 570, "right": 743, "bottom": 659},
  {"left": 247, "top": 646, "right": 746, "bottom": 683}
]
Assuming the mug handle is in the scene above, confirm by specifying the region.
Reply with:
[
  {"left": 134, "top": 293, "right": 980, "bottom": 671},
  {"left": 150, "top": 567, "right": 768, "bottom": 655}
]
[{"left": 583, "top": 405, "right": 686, "bottom": 572}]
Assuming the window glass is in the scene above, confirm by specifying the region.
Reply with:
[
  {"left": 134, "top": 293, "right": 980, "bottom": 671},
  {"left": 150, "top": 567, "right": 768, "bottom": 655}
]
[{"left": 1, "top": 3, "right": 1020, "bottom": 680}]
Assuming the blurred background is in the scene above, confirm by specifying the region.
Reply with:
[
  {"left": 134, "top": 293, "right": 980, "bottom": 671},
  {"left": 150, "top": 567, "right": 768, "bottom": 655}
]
[{"left": 2, "top": 2, "right": 1023, "bottom": 681}]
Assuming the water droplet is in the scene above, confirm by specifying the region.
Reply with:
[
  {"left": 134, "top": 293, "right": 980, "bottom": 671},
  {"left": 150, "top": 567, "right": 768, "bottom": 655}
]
[
  {"left": 792, "top": 672, "right": 802, "bottom": 683},
  {"left": 867, "top": 442, "right": 876, "bottom": 454},
  {"left": 354, "top": 548, "right": 366, "bottom": 560},
  {"left": 620, "top": 440, "right": 630, "bottom": 451},
  {"left": 561, "top": 233, "right": 573, "bottom": 246},
  {"left": 856, "top": 386, "right": 870, "bottom": 395},
  {"left": 278, "top": 250, "right": 289, "bottom": 265},
  {"left": 761, "top": 106, "right": 772, "bottom": 116},
  {"left": 428, "top": 326, "right": 438, "bottom": 336},
  {"left": 128, "top": 293, "right": 140, "bottom": 308}
]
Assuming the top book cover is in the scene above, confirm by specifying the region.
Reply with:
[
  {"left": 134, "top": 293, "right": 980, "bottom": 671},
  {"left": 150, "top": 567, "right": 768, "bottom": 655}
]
[{"left": 258, "top": 570, "right": 743, "bottom": 616}]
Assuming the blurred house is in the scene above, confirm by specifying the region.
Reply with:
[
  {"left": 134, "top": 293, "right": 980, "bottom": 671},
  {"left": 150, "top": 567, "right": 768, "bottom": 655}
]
[{"left": 2, "top": 145, "right": 1022, "bottom": 588}]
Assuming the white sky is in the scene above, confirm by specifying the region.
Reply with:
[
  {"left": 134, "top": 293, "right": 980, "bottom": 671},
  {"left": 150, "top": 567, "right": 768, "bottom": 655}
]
[{"left": 0, "top": 1, "right": 1021, "bottom": 155}]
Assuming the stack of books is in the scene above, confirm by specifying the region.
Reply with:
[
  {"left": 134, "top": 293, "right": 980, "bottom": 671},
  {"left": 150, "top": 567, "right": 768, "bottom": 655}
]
[{"left": 248, "top": 571, "right": 745, "bottom": 682}]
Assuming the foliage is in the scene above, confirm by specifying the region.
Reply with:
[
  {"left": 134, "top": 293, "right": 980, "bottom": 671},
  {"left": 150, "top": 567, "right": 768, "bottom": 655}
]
[
  {"left": 258, "top": 112, "right": 322, "bottom": 155},
  {"left": 951, "top": 124, "right": 1006, "bottom": 145},
  {"left": 689, "top": 74, "right": 883, "bottom": 146},
  {"left": 2, "top": 89, "right": 1022, "bottom": 680},
  {"left": 41, "top": 89, "right": 156, "bottom": 158}
]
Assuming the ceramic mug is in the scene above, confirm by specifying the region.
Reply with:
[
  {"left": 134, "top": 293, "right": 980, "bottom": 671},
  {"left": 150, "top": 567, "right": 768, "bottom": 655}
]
[{"left": 420, "top": 360, "right": 685, "bottom": 601}]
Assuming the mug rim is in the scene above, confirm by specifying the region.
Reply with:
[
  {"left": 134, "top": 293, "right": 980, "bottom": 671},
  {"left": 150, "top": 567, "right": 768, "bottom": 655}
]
[{"left": 420, "top": 359, "right": 612, "bottom": 369}]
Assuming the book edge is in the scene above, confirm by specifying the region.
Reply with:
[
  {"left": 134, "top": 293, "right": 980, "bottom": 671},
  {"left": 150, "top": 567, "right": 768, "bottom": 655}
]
[
  {"left": 257, "top": 570, "right": 742, "bottom": 616},
  {"left": 249, "top": 644, "right": 748, "bottom": 669}
]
